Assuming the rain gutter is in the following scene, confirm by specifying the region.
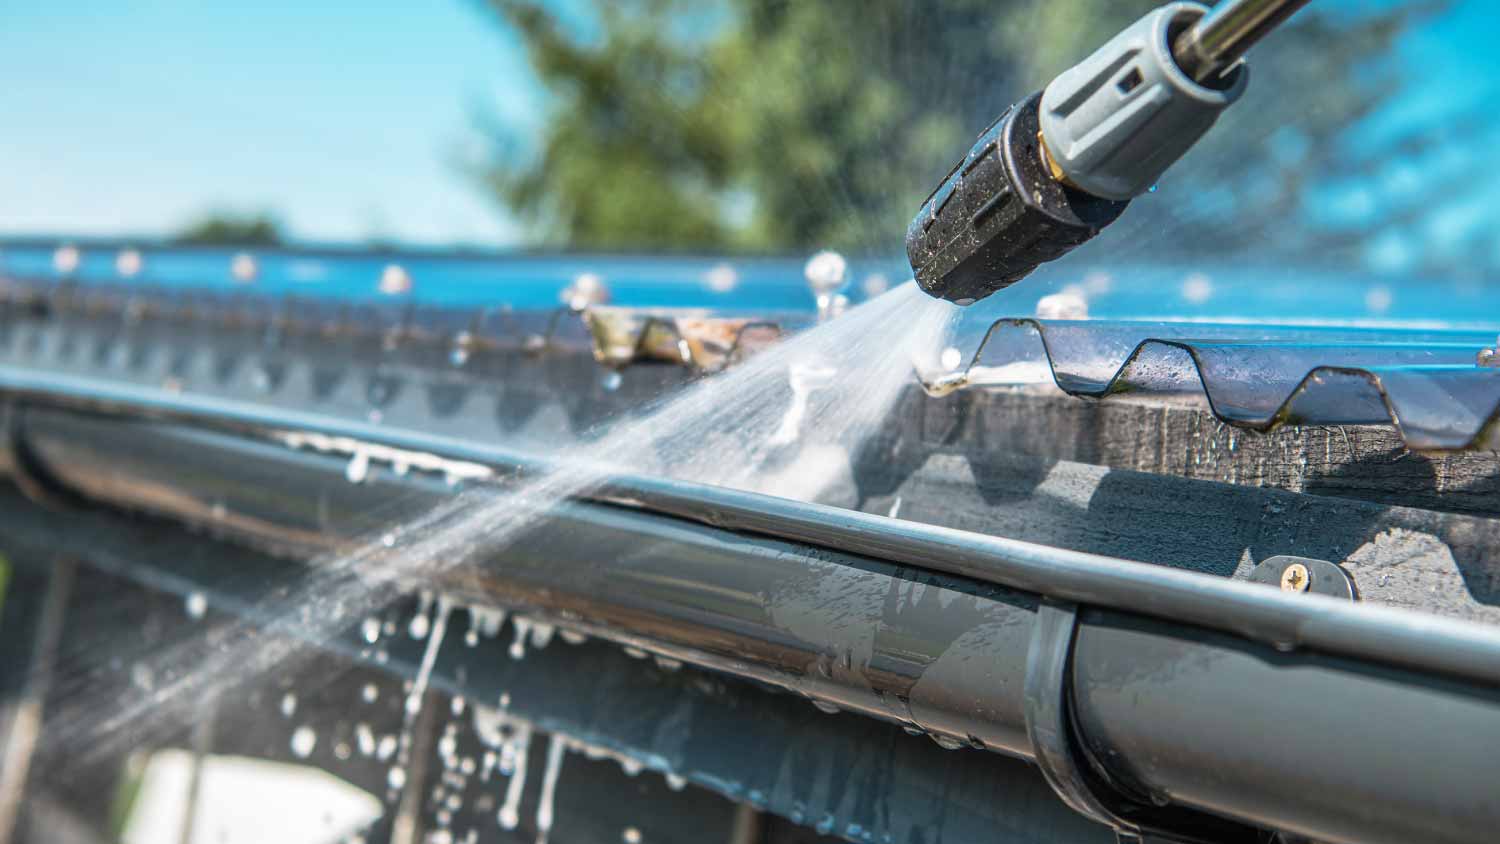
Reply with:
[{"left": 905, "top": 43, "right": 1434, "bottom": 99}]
[{"left": 0, "top": 373, "right": 1497, "bottom": 844}]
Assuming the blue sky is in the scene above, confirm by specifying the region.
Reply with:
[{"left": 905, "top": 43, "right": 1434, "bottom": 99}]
[{"left": 0, "top": 1, "right": 541, "bottom": 245}]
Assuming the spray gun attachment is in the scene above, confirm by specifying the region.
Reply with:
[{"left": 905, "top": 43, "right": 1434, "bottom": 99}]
[{"left": 906, "top": 0, "right": 1308, "bottom": 305}]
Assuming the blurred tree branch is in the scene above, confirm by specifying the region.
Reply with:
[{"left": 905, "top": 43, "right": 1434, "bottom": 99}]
[{"left": 173, "top": 211, "right": 285, "bottom": 247}]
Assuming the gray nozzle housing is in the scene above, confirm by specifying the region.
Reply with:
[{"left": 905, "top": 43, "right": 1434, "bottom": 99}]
[{"left": 1039, "top": 2, "right": 1248, "bottom": 201}]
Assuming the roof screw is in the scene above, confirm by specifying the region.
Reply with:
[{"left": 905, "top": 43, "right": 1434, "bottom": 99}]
[
  {"left": 562, "top": 272, "right": 610, "bottom": 311},
  {"left": 378, "top": 263, "right": 413, "bottom": 296},
  {"left": 52, "top": 244, "right": 81, "bottom": 275},
  {"left": 804, "top": 250, "right": 847, "bottom": 322},
  {"left": 231, "top": 252, "right": 259, "bottom": 284},
  {"left": 1280, "top": 562, "right": 1311, "bottom": 593}
]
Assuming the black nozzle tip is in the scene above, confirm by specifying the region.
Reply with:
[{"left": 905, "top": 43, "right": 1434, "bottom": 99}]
[{"left": 906, "top": 93, "right": 1128, "bottom": 306}]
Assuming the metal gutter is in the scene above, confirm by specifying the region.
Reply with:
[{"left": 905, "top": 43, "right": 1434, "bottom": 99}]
[
  {"left": 0, "top": 488, "right": 1116, "bottom": 844},
  {"left": 3, "top": 366, "right": 1498, "bottom": 685},
  {"left": 1, "top": 387, "right": 1499, "bottom": 842}
]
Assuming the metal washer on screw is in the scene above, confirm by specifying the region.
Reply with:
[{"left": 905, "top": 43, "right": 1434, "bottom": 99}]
[{"left": 1250, "top": 556, "right": 1356, "bottom": 601}]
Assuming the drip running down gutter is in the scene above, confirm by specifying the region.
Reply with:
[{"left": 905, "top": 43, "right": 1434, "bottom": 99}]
[{"left": 0, "top": 373, "right": 1498, "bottom": 843}]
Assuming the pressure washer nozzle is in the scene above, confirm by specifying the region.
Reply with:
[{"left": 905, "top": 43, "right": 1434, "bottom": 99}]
[{"left": 907, "top": 0, "right": 1304, "bottom": 305}]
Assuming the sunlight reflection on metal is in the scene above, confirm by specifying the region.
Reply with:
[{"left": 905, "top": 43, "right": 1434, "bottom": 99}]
[{"left": 925, "top": 317, "right": 1500, "bottom": 450}]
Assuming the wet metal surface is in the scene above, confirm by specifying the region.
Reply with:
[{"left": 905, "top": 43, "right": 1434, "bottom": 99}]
[
  {"left": 936, "top": 318, "right": 1500, "bottom": 450},
  {"left": 6, "top": 388, "right": 1500, "bottom": 690},
  {"left": 6, "top": 407, "right": 1500, "bottom": 843},
  {"left": 0, "top": 507, "right": 1110, "bottom": 844}
]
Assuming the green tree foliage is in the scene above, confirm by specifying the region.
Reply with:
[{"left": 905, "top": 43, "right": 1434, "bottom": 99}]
[
  {"left": 481, "top": 0, "right": 1432, "bottom": 259},
  {"left": 173, "top": 211, "right": 285, "bottom": 247}
]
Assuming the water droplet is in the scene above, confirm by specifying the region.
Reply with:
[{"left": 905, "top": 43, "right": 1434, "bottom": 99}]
[
  {"left": 498, "top": 806, "right": 519, "bottom": 831},
  {"left": 509, "top": 618, "right": 532, "bottom": 660},
  {"left": 387, "top": 765, "right": 407, "bottom": 790},
  {"left": 653, "top": 655, "right": 683, "bottom": 672},
  {"left": 939, "top": 346, "right": 962, "bottom": 370},
  {"left": 623, "top": 826, "right": 643, "bottom": 844},
  {"left": 184, "top": 591, "right": 207, "bottom": 620},
  {"left": 812, "top": 700, "right": 840, "bottom": 715},
  {"left": 381, "top": 533, "right": 396, "bottom": 548},
  {"left": 1180, "top": 272, "right": 1213, "bottom": 304},
  {"left": 356, "top": 724, "right": 376, "bottom": 756},
  {"left": 280, "top": 693, "right": 298, "bottom": 718},
  {"left": 362, "top": 618, "right": 381, "bottom": 645},
  {"left": 1148, "top": 183, "right": 1159, "bottom": 193},
  {"left": 449, "top": 331, "right": 473, "bottom": 367},
  {"left": 410, "top": 613, "right": 431, "bottom": 640},
  {"left": 377, "top": 734, "right": 398, "bottom": 761},
  {"left": 345, "top": 449, "right": 370, "bottom": 484},
  {"left": 291, "top": 726, "right": 317, "bottom": 758},
  {"left": 530, "top": 623, "right": 554, "bottom": 649},
  {"left": 451, "top": 696, "right": 466, "bottom": 716},
  {"left": 665, "top": 773, "right": 687, "bottom": 791},
  {"left": 602, "top": 370, "right": 623, "bottom": 392},
  {"left": 932, "top": 734, "right": 964, "bottom": 750},
  {"left": 560, "top": 629, "right": 587, "bottom": 645},
  {"left": 622, "top": 646, "right": 648, "bottom": 660},
  {"left": 815, "top": 815, "right": 836, "bottom": 835}
]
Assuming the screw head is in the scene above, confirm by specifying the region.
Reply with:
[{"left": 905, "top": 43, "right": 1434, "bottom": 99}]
[{"left": 1280, "top": 562, "right": 1311, "bottom": 593}]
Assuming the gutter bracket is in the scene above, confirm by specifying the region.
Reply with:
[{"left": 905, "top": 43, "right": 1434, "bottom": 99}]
[
  {"left": 1024, "top": 599, "right": 1263, "bottom": 844},
  {"left": 1248, "top": 555, "right": 1357, "bottom": 601}
]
